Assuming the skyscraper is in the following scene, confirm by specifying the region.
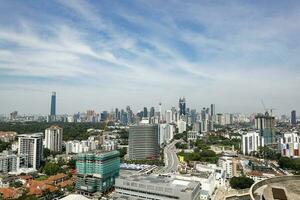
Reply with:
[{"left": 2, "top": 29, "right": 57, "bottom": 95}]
[
  {"left": 76, "top": 151, "right": 120, "bottom": 195},
  {"left": 45, "top": 126, "right": 63, "bottom": 152},
  {"left": 129, "top": 124, "right": 159, "bottom": 160},
  {"left": 50, "top": 91, "right": 56, "bottom": 116},
  {"left": 165, "top": 110, "right": 172, "bottom": 123},
  {"left": 150, "top": 107, "right": 155, "bottom": 118},
  {"left": 143, "top": 107, "right": 148, "bottom": 118},
  {"left": 18, "top": 133, "right": 43, "bottom": 170},
  {"left": 179, "top": 97, "right": 186, "bottom": 116},
  {"left": 291, "top": 110, "right": 297, "bottom": 127},
  {"left": 210, "top": 104, "right": 215, "bottom": 117}
]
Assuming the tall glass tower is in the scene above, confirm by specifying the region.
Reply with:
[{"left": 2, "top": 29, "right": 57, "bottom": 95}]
[
  {"left": 50, "top": 91, "right": 56, "bottom": 116},
  {"left": 179, "top": 97, "right": 186, "bottom": 116}
]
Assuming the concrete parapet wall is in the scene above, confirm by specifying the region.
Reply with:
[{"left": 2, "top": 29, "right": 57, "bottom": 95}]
[{"left": 250, "top": 175, "right": 300, "bottom": 200}]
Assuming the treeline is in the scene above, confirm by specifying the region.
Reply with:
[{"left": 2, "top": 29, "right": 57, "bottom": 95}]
[
  {"left": 178, "top": 149, "right": 219, "bottom": 164},
  {"left": 126, "top": 159, "right": 165, "bottom": 166},
  {"left": 0, "top": 122, "right": 106, "bottom": 141},
  {"left": 278, "top": 157, "right": 300, "bottom": 172}
]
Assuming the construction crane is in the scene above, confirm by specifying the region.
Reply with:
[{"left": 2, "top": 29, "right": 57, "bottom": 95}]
[
  {"left": 261, "top": 99, "right": 267, "bottom": 112},
  {"left": 261, "top": 99, "right": 276, "bottom": 116}
]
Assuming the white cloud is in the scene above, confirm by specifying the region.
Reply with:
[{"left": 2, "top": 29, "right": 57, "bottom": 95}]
[{"left": 0, "top": 0, "right": 299, "bottom": 114}]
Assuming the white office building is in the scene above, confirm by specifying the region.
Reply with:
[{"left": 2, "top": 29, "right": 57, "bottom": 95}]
[
  {"left": 177, "top": 120, "right": 186, "bottom": 134},
  {"left": 241, "top": 131, "right": 263, "bottom": 155},
  {"left": 45, "top": 125, "right": 63, "bottom": 152},
  {"left": 18, "top": 133, "right": 43, "bottom": 170}
]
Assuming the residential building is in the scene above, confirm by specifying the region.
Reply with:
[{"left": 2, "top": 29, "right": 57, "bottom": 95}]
[
  {"left": 0, "top": 131, "right": 17, "bottom": 143},
  {"left": 218, "top": 157, "right": 237, "bottom": 178},
  {"left": 76, "top": 151, "right": 120, "bottom": 196},
  {"left": 129, "top": 124, "right": 159, "bottom": 160},
  {"left": 159, "top": 123, "right": 174, "bottom": 145},
  {"left": 45, "top": 125, "right": 63, "bottom": 152},
  {"left": 0, "top": 151, "right": 28, "bottom": 173},
  {"left": 279, "top": 131, "right": 300, "bottom": 158},
  {"left": 114, "top": 174, "right": 201, "bottom": 200},
  {"left": 102, "top": 140, "right": 118, "bottom": 151},
  {"left": 18, "top": 133, "right": 43, "bottom": 170},
  {"left": 241, "top": 131, "right": 263, "bottom": 155},
  {"left": 65, "top": 138, "right": 98, "bottom": 154}
]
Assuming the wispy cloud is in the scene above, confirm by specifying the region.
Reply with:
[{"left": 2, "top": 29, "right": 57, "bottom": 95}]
[{"left": 0, "top": 0, "right": 299, "bottom": 114}]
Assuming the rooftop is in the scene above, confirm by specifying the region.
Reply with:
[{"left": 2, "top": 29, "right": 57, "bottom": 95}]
[
  {"left": 251, "top": 176, "right": 300, "bottom": 200},
  {"left": 118, "top": 174, "right": 199, "bottom": 192},
  {"left": 46, "top": 125, "right": 62, "bottom": 130},
  {"left": 60, "top": 194, "right": 90, "bottom": 200}
]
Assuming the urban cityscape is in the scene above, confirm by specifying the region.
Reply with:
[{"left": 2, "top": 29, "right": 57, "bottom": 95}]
[{"left": 1, "top": 1, "right": 300, "bottom": 200}]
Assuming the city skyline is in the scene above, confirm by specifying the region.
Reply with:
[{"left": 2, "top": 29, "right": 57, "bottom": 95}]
[{"left": 0, "top": 1, "right": 300, "bottom": 114}]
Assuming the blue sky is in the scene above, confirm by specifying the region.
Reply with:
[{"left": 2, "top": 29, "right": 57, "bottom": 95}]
[{"left": 0, "top": 0, "right": 299, "bottom": 115}]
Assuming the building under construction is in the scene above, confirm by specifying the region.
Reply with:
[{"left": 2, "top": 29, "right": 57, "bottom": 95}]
[{"left": 76, "top": 150, "right": 120, "bottom": 197}]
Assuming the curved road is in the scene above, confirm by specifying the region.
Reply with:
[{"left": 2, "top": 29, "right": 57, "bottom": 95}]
[{"left": 158, "top": 140, "right": 180, "bottom": 174}]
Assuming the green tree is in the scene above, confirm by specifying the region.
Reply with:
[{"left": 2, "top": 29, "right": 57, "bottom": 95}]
[
  {"left": 67, "top": 159, "right": 76, "bottom": 169},
  {"left": 0, "top": 140, "right": 10, "bottom": 152},
  {"left": 43, "top": 162, "right": 60, "bottom": 176},
  {"left": 230, "top": 176, "right": 254, "bottom": 189},
  {"left": 10, "top": 180, "right": 23, "bottom": 188}
]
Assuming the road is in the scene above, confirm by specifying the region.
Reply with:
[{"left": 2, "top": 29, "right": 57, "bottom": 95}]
[{"left": 158, "top": 140, "right": 180, "bottom": 174}]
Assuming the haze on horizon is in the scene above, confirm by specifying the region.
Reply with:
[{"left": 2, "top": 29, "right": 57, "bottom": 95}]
[{"left": 0, "top": 0, "right": 299, "bottom": 116}]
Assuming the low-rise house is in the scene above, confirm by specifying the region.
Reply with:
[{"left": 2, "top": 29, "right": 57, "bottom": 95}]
[{"left": 0, "top": 188, "right": 20, "bottom": 199}]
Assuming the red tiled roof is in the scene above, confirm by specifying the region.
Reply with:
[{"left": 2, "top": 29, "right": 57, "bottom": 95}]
[
  {"left": 0, "top": 188, "right": 18, "bottom": 199},
  {"left": 48, "top": 173, "right": 67, "bottom": 182}
]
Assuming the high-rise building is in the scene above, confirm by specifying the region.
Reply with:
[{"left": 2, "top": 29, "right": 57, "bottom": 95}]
[
  {"left": 190, "top": 109, "right": 197, "bottom": 124},
  {"left": 179, "top": 97, "right": 186, "bottom": 116},
  {"left": 45, "top": 126, "right": 63, "bottom": 152},
  {"left": 50, "top": 91, "right": 56, "bottom": 116},
  {"left": 165, "top": 110, "right": 172, "bottom": 124},
  {"left": 0, "top": 151, "right": 28, "bottom": 173},
  {"left": 10, "top": 111, "right": 18, "bottom": 120},
  {"left": 150, "top": 107, "right": 155, "bottom": 118},
  {"left": 255, "top": 112, "right": 275, "bottom": 145},
  {"left": 129, "top": 124, "right": 159, "bottom": 160},
  {"left": 241, "top": 131, "right": 263, "bottom": 155},
  {"left": 291, "top": 110, "right": 297, "bottom": 127},
  {"left": 159, "top": 123, "right": 174, "bottom": 145},
  {"left": 143, "top": 107, "right": 148, "bottom": 118},
  {"left": 177, "top": 119, "right": 187, "bottom": 134},
  {"left": 18, "top": 133, "right": 43, "bottom": 170},
  {"left": 76, "top": 151, "right": 120, "bottom": 195},
  {"left": 210, "top": 104, "right": 215, "bottom": 118}
]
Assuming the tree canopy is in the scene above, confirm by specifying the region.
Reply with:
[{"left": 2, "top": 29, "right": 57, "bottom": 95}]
[{"left": 230, "top": 176, "right": 254, "bottom": 189}]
